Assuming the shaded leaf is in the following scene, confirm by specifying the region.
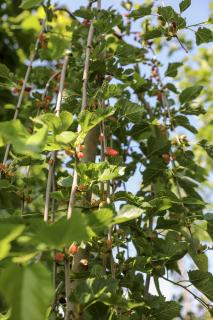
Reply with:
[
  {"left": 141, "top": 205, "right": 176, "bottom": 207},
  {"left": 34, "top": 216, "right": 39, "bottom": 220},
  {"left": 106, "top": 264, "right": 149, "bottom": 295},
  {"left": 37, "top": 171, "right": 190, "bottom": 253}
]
[
  {"left": 129, "top": 4, "right": 152, "bottom": 20},
  {"left": 0, "top": 263, "right": 53, "bottom": 320},
  {"left": 0, "top": 224, "right": 25, "bottom": 260},
  {"left": 158, "top": 6, "right": 178, "bottom": 22},
  {"left": 143, "top": 28, "right": 164, "bottom": 40},
  {"left": 196, "top": 27, "right": 213, "bottom": 45},
  {"left": 165, "top": 62, "right": 182, "bottom": 77},
  {"left": 114, "top": 204, "right": 143, "bottom": 224},
  {"left": 0, "top": 64, "right": 13, "bottom": 81},
  {"left": 198, "top": 140, "right": 213, "bottom": 158},
  {"left": 20, "top": 0, "right": 43, "bottom": 9},
  {"left": 179, "top": 85, "right": 203, "bottom": 104},
  {"left": 179, "top": 0, "right": 191, "bottom": 13},
  {"left": 189, "top": 270, "right": 213, "bottom": 301}
]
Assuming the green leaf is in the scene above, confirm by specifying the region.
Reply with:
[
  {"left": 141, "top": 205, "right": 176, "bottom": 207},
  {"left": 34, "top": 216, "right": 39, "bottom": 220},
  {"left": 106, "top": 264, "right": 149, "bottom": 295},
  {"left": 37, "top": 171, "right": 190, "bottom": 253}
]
[
  {"left": 196, "top": 27, "right": 213, "bottom": 45},
  {"left": 179, "top": 0, "right": 191, "bottom": 12},
  {"left": 0, "top": 120, "right": 48, "bottom": 156},
  {"left": 155, "top": 235, "right": 188, "bottom": 262},
  {"left": 0, "top": 64, "right": 13, "bottom": 81},
  {"left": 0, "top": 120, "right": 28, "bottom": 148},
  {"left": 147, "top": 295, "right": 181, "bottom": 320},
  {"left": 165, "top": 62, "right": 182, "bottom": 77},
  {"left": 0, "top": 224, "right": 25, "bottom": 260},
  {"left": 59, "top": 111, "right": 73, "bottom": 131},
  {"left": 116, "top": 42, "right": 147, "bottom": 65},
  {"left": 198, "top": 140, "right": 213, "bottom": 158},
  {"left": 143, "top": 28, "right": 164, "bottom": 40},
  {"left": 0, "top": 310, "right": 10, "bottom": 320},
  {"left": 165, "top": 83, "right": 179, "bottom": 93},
  {"left": 179, "top": 85, "right": 203, "bottom": 104},
  {"left": 180, "top": 103, "right": 206, "bottom": 115},
  {"left": 114, "top": 191, "right": 150, "bottom": 209},
  {"left": 189, "top": 245, "right": 208, "bottom": 272},
  {"left": 36, "top": 111, "right": 73, "bottom": 133},
  {"left": 76, "top": 108, "right": 115, "bottom": 145},
  {"left": 35, "top": 211, "right": 89, "bottom": 247},
  {"left": 22, "top": 125, "right": 48, "bottom": 154},
  {"left": 149, "top": 196, "right": 175, "bottom": 211},
  {"left": 0, "top": 263, "right": 53, "bottom": 320},
  {"left": 77, "top": 162, "right": 125, "bottom": 185},
  {"left": 55, "top": 131, "right": 76, "bottom": 146},
  {"left": 206, "top": 214, "right": 213, "bottom": 240},
  {"left": 57, "top": 176, "right": 73, "bottom": 187},
  {"left": 174, "top": 115, "right": 198, "bottom": 133},
  {"left": 48, "top": 34, "right": 69, "bottom": 60},
  {"left": 0, "top": 179, "right": 12, "bottom": 189},
  {"left": 87, "top": 208, "right": 114, "bottom": 235},
  {"left": 116, "top": 100, "right": 144, "bottom": 123},
  {"left": 129, "top": 4, "right": 152, "bottom": 20},
  {"left": 188, "top": 270, "right": 213, "bottom": 301},
  {"left": 73, "top": 7, "right": 95, "bottom": 19},
  {"left": 20, "top": 0, "right": 43, "bottom": 9},
  {"left": 158, "top": 6, "right": 178, "bottom": 22},
  {"left": 72, "top": 277, "right": 118, "bottom": 305},
  {"left": 113, "top": 205, "right": 143, "bottom": 224}
]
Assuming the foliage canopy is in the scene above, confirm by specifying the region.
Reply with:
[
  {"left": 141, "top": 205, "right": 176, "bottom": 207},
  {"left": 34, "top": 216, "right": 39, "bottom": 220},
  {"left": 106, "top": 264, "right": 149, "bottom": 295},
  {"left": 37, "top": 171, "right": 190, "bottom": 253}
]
[{"left": 0, "top": 0, "right": 213, "bottom": 319}]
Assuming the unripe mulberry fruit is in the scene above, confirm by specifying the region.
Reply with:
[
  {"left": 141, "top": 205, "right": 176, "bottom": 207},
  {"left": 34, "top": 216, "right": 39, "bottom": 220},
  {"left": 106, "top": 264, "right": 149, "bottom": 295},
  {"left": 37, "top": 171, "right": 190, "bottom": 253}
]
[
  {"left": 77, "top": 152, "right": 85, "bottom": 159},
  {"left": 55, "top": 252, "right": 64, "bottom": 262},
  {"left": 105, "top": 147, "right": 119, "bottom": 156},
  {"left": 69, "top": 243, "right": 78, "bottom": 256}
]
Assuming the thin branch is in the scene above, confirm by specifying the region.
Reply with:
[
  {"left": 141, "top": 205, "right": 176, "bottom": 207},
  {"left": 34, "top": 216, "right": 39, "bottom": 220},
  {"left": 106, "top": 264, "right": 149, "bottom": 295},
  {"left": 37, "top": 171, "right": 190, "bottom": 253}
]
[
  {"left": 42, "top": 71, "right": 60, "bottom": 101},
  {"left": 161, "top": 276, "right": 210, "bottom": 311},
  {"left": 44, "top": 53, "right": 70, "bottom": 222},
  {"left": 174, "top": 35, "right": 189, "bottom": 54},
  {"left": 2, "top": 19, "right": 46, "bottom": 166}
]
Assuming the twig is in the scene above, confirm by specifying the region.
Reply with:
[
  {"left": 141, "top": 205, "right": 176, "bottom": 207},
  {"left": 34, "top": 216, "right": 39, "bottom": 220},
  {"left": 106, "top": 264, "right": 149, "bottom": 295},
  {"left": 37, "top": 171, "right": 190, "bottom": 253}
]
[
  {"left": 174, "top": 35, "right": 188, "bottom": 54},
  {"left": 42, "top": 71, "right": 60, "bottom": 102},
  {"left": 44, "top": 53, "right": 70, "bottom": 222},
  {"left": 2, "top": 19, "right": 46, "bottom": 166},
  {"left": 161, "top": 276, "right": 210, "bottom": 310}
]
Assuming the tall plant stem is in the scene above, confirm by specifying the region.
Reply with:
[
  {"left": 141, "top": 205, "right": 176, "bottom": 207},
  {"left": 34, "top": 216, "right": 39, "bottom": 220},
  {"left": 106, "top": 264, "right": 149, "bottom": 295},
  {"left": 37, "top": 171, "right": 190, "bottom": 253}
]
[
  {"left": 43, "top": 53, "right": 70, "bottom": 222},
  {"left": 64, "top": 257, "right": 72, "bottom": 320},
  {"left": 67, "top": 0, "right": 101, "bottom": 220},
  {"left": 2, "top": 20, "right": 46, "bottom": 166}
]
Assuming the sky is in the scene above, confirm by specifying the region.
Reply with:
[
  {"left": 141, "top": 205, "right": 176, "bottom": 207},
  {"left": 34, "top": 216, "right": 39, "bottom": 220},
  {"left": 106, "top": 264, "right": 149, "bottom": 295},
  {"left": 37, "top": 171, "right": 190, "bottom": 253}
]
[
  {"left": 54, "top": 0, "right": 212, "bottom": 314},
  {"left": 57, "top": 0, "right": 212, "bottom": 24}
]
